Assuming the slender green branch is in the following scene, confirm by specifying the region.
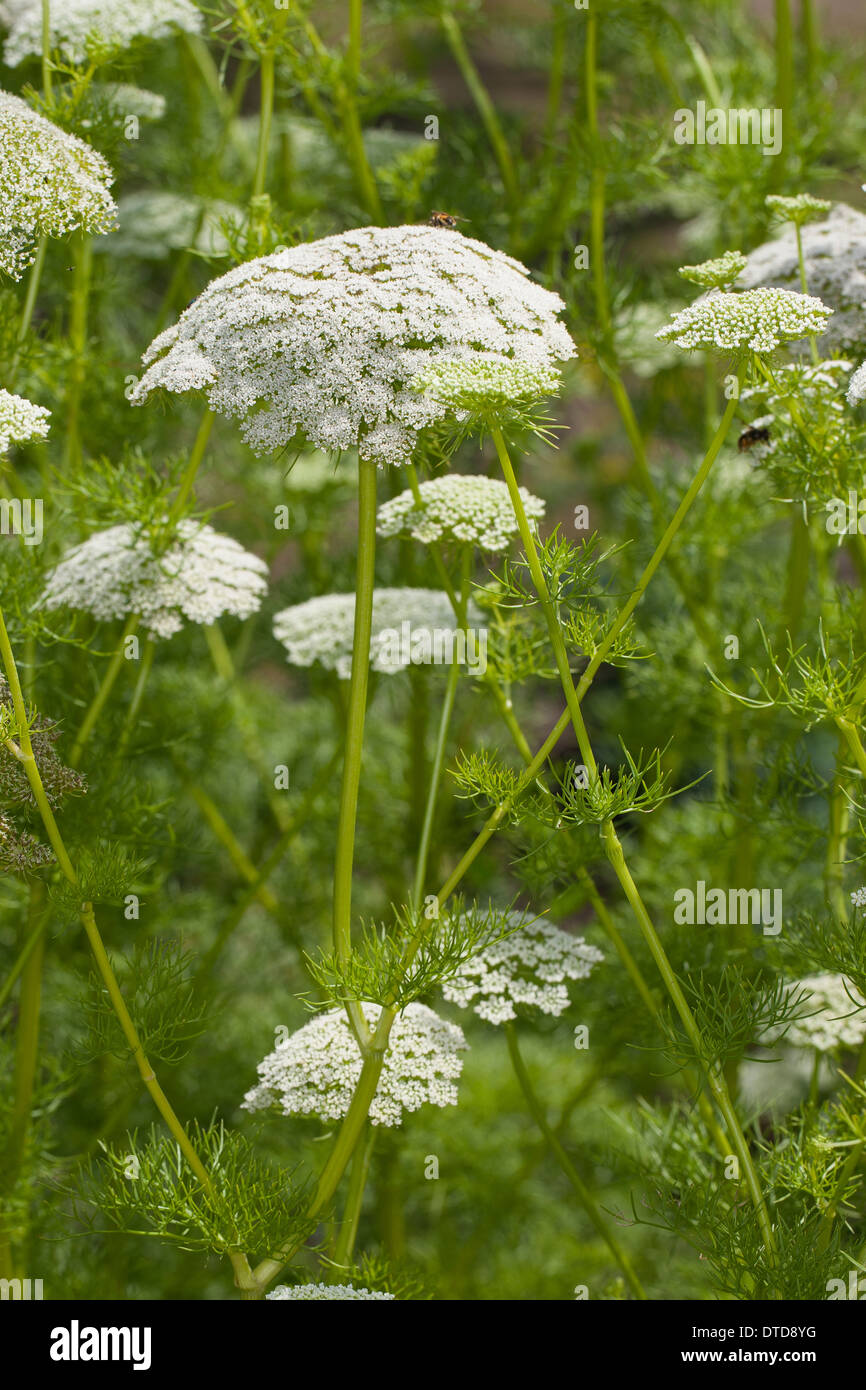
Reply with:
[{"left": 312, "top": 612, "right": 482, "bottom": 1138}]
[
  {"left": 332, "top": 1122, "right": 376, "bottom": 1271},
  {"left": 504, "top": 1020, "right": 646, "bottom": 1299},
  {"left": 439, "top": 6, "right": 518, "bottom": 208},
  {"left": 70, "top": 613, "right": 141, "bottom": 766}
]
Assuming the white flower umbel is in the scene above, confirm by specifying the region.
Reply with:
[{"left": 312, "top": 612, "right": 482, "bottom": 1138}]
[
  {"left": 266, "top": 1284, "right": 394, "bottom": 1301},
  {"left": 656, "top": 287, "right": 832, "bottom": 354},
  {"left": 412, "top": 354, "right": 562, "bottom": 419},
  {"left": 442, "top": 913, "right": 603, "bottom": 1025},
  {"left": 41, "top": 521, "right": 269, "bottom": 640},
  {"left": 130, "top": 224, "right": 577, "bottom": 466},
  {"left": 273, "top": 587, "right": 483, "bottom": 680},
  {"left": 847, "top": 361, "right": 866, "bottom": 406},
  {"left": 0, "top": 390, "right": 50, "bottom": 454},
  {"left": 376, "top": 475, "right": 545, "bottom": 551},
  {"left": 776, "top": 974, "right": 866, "bottom": 1053},
  {"left": 738, "top": 204, "right": 866, "bottom": 354},
  {"left": 0, "top": 90, "right": 117, "bottom": 279},
  {"left": 851, "top": 887, "right": 866, "bottom": 908},
  {"left": 242, "top": 1003, "right": 467, "bottom": 1127},
  {"left": 1, "top": 0, "right": 202, "bottom": 66}
]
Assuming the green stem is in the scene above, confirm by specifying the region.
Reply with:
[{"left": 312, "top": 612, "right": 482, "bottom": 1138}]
[
  {"left": 0, "top": 908, "right": 48, "bottom": 1012},
  {"left": 41, "top": 0, "right": 53, "bottom": 105},
  {"left": 794, "top": 224, "right": 820, "bottom": 364},
  {"left": 440, "top": 7, "right": 518, "bottom": 208},
  {"left": 826, "top": 731, "right": 851, "bottom": 926},
  {"left": 15, "top": 236, "right": 48, "bottom": 352},
  {"left": 504, "top": 1020, "right": 646, "bottom": 1299},
  {"left": 167, "top": 408, "right": 215, "bottom": 528},
  {"left": 70, "top": 613, "right": 141, "bottom": 766},
  {"left": 333, "top": 1121, "right": 376, "bottom": 1270},
  {"left": 333, "top": 458, "right": 379, "bottom": 1049},
  {"left": 410, "top": 549, "right": 469, "bottom": 911},
  {"left": 836, "top": 716, "right": 866, "bottom": 778},
  {"left": 585, "top": 9, "right": 609, "bottom": 345},
  {"left": 115, "top": 637, "right": 155, "bottom": 761},
  {"left": 252, "top": 50, "right": 275, "bottom": 200},
  {"left": 175, "top": 759, "right": 280, "bottom": 916},
  {"left": 0, "top": 882, "right": 48, "bottom": 1192},
  {"left": 774, "top": 0, "right": 793, "bottom": 178},
  {"left": 65, "top": 232, "right": 93, "bottom": 471}
]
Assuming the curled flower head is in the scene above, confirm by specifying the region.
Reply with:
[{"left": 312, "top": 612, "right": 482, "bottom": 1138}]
[
  {"left": 242, "top": 1003, "right": 468, "bottom": 1128},
  {"left": 131, "top": 224, "right": 576, "bottom": 466},
  {"left": 847, "top": 361, "right": 866, "bottom": 406},
  {"left": 273, "top": 588, "right": 483, "bottom": 680},
  {"left": 0, "top": 90, "right": 117, "bottom": 279},
  {"left": 376, "top": 474, "right": 544, "bottom": 551},
  {"left": 765, "top": 193, "right": 832, "bottom": 227},
  {"left": 771, "top": 974, "right": 866, "bottom": 1053},
  {"left": 41, "top": 521, "right": 269, "bottom": 640},
  {"left": 678, "top": 250, "right": 747, "bottom": 291},
  {"left": 266, "top": 1284, "right": 394, "bottom": 1301},
  {"left": 0, "top": 0, "right": 202, "bottom": 66},
  {"left": 411, "top": 354, "right": 562, "bottom": 429},
  {"left": 0, "top": 678, "right": 86, "bottom": 807},
  {"left": 656, "top": 287, "right": 832, "bottom": 355},
  {"left": 442, "top": 913, "right": 603, "bottom": 1025},
  {"left": 0, "top": 390, "right": 50, "bottom": 455},
  {"left": 738, "top": 203, "right": 866, "bottom": 355},
  {"left": 0, "top": 813, "right": 54, "bottom": 875}
]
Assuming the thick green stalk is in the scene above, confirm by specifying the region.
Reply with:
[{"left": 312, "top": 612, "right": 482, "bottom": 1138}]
[
  {"left": 41, "top": 0, "right": 53, "bottom": 105},
  {"left": 70, "top": 613, "right": 141, "bottom": 766},
  {"left": 65, "top": 232, "right": 93, "bottom": 471},
  {"left": 826, "top": 731, "right": 851, "bottom": 926},
  {"left": 0, "top": 883, "right": 48, "bottom": 1193},
  {"left": 166, "top": 408, "right": 215, "bottom": 528},
  {"left": 252, "top": 50, "right": 275, "bottom": 200},
  {"left": 333, "top": 458, "right": 379, "bottom": 1049},
  {"left": 440, "top": 7, "right": 518, "bottom": 208},
  {"left": 504, "top": 1021, "right": 646, "bottom": 1299},
  {"left": 333, "top": 1122, "right": 376, "bottom": 1270}
]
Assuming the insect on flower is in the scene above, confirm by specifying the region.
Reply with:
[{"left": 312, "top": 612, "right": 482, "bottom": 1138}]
[
  {"left": 737, "top": 424, "right": 771, "bottom": 451},
  {"left": 426, "top": 211, "right": 466, "bottom": 229}
]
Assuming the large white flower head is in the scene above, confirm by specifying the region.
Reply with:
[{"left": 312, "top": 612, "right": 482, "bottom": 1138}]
[
  {"left": 266, "top": 1284, "right": 395, "bottom": 1301},
  {"left": 738, "top": 204, "right": 866, "bottom": 354},
  {"left": 847, "top": 361, "right": 866, "bottom": 406},
  {"left": 774, "top": 974, "right": 866, "bottom": 1053},
  {"left": 0, "top": 390, "right": 50, "bottom": 455},
  {"left": 0, "top": 0, "right": 202, "bottom": 66},
  {"left": 242, "top": 1003, "right": 467, "bottom": 1128},
  {"left": 442, "top": 913, "right": 603, "bottom": 1025},
  {"left": 273, "top": 587, "right": 483, "bottom": 680},
  {"left": 656, "top": 287, "right": 832, "bottom": 354},
  {"left": 0, "top": 90, "right": 117, "bottom": 279},
  {"left": 376, "top": 474, "right": 544, "bottom": 551},
  {"left": 41, "top": 521, "right": 269, "bottom": 639},
  {"left": 130, "top": 224, "right": 577, "bottom": 466}
]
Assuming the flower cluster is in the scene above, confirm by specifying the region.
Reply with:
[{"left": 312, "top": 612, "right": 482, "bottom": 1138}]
[
  {"left": 0, "top": 90, "right": 117, "bottom": 279},
  {"left": 41, "top": 521, "right": 269, "bottom": 640},
  {"left": 0, "top": 0, "right": 202, "bottom": 66},
  {"left": 765, "top": 193, "right": 832, "bottom": 226},
  {"left": 851, "top": 887, "right": 866, "bottom": 909},
  {"left": 0, "top": 389, "right": 50, "bottom": 455},
  {"left": 678, "top": 250, "right": 747, "bottom": 290},
  {"left": 0, "top": 813, "right": 53, "bottom": 875},
  {"left": 777, "top": 974, "right": 866, "bottom": 1053},
  {"left": 847, "top": 361, "right": 866, "bottom": 406},
  {"left": 738, "top": 203, "right": 866, "bottom": 354},
  {"left": 656, "top": 287, "right": 832, "bottom": 354},
  {"left": 411, "top": 354, "right": 562, "bottom": 421},
  {"left": 273, "top": 588, "right": 482, "bottom": 680},
  {"left": 242, "top": 1003, "right": 468, "bottom": 1127},
  {"left": 0, "top": 678, "right": 86, "bottom": 808},
  {"left": 376, "top": 475, "right": 544, "bottom": 551},
  {"left": 266, "top": 1284, "right": 394, "bottom": 1301},
  {"left": 131, "top": 224, "right": 577, "bottom": 466},
  {"left": 442, "top": 913, "right": 603, "bottom": 1024}
]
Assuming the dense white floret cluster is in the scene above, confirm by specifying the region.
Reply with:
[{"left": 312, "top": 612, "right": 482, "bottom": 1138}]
[
  {"left": 442, "top": 914, "right": 603, "bottom": 1024},
  {"left": 273, "top": 588, "right": 482, "bottom": 679},
  {"left": 0, "top": 390, "right": 50, "bottom": 454},
  {"left": 376, "top": 475, "right": 544, "bottom": 550},
  {"left": 656, "top": 287, "right": 832, "bottom": 354},
  {"left": 0, "top": 90, "right": 117, "bottom": 278},
  {"left": 851, "top": 887, "right": 866, "bottom": 908},
  {"left": 412, "top": 354, "right": 562, "bottom": 416},
  {"left": 738, "top": 204, "right": 866, "bottom": 353},
  {"left": 847, "top": 361, "right": 866, "bottom": 406},
  {"left": 0, "top": 0, "right": 202, "bottom": 65},
  {"left": 41, "top": 521, "right": 269, "bottom": 639},
  {"left": 777, "top": 974, "right": 866, "bottom": 1052},
  {"left": 267, "top": 1284, "right": 394, "bottom": 1301},
  {"left": 765, "top": 193, "right": 832, "bottom": 225},
  {"left": 678, "top": 250, "right": 747, "bottom": 290},
  {"left": 242, "top": 1003, "right": 467, "bottom": 1127},
  {"left": 130, "top": 224, "right": 576, "bottom": 466}
]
